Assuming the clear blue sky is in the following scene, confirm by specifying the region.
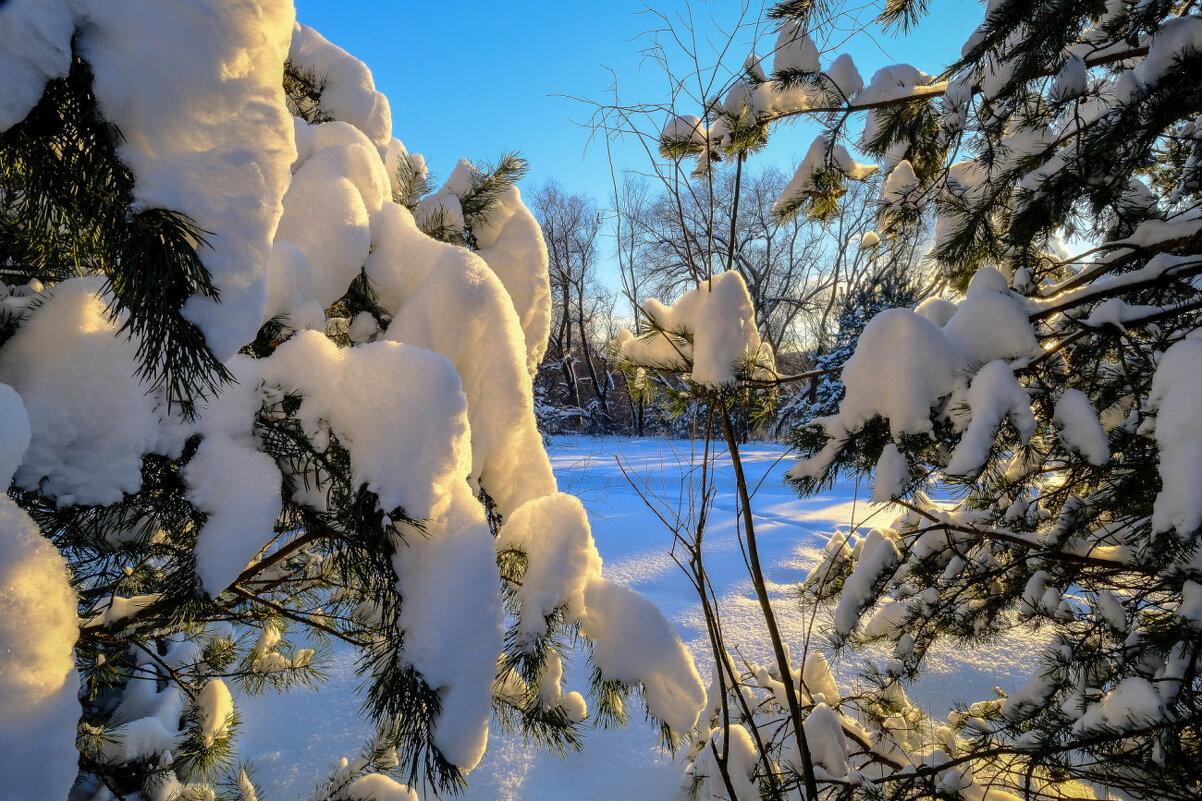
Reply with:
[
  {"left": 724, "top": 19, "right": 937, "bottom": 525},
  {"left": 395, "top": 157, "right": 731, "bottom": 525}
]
[{"left": 294, "top": 1, "right": 984, "bottom": 203}]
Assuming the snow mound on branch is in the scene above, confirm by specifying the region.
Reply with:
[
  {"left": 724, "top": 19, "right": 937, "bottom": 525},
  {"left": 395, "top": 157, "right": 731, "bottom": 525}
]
[
  {"left": 837, "top": 307, "right": 962, "bottom": 438},
  {"left": 186, "top": 423, "right": 282, "bottom": 596},
  {"left": 269, "top": 120, "right": 388, "bottom": 323},
  {"left": 1053, "top": 389, "right": 1110, "bottom": 466},
  {"left": 881, "top": 159, "right": 920, "bottom": 204},
  {"left": 189, "top": 332, "right": 474, "bottom": 595},
  {"left": 410, "top": 159, "right": 553, "bottom": 377},
  {"left": 943, "top": 268, "right": 1040, "bottom": 366},
  {"left": 197, "top": 679, "right": 234, "bottom": 747},
  {"left": 1073, "top": 677, "right": 1165, "bottom": 734},
  {"left": 833, "top": 528, "right": 901, "bottom": 639},
  {"left": 661, "top": 114, "right": 708, "bottom": 146},
  {"left": 872, "top": 443, "right": 910, "bottom": 502},
  {"left": 803, "top": 702, "right": 850, "bottom": 779},
  {"left": 687, "top": 725, "right": 759, "bottom": 799},
  {"left": 0, "top": 384, "right": 31, "bottom": 483},
  {"left": 0, "top": 0, "right": 73, "bottom": 131},
  {"left": 824, "top": 53, "right": 864, "bottom": 100},
  {"left": 792, "top": 267, "right": 1040, "bottom": 483},
  {"left": 495, "top": 493, "right": 602, "bottom": 645},
  {"left": 617, "top": 271, "right": 773, "bottom": 387},
  {"left": 858, "top": 64, "right": 935, "bottom": 105},
  {"left": 0, "top": 278, "right": 166, "bottom": 506},
  {"left": 1134, "top": 16, "right": 1202, "bottom": 87},
  {"left": 775, "top": 135, "right": 877, "bottom": 214},
  {"left": 946, "top": 360, "right": 1036, "bottom": 476},
  {"left": 289, "top": 23, "right": 392, "bottom": 152},
  {"left": 392, "top": 479, "right": 502, "bottom": 772},
  {"left": 0, "top": 482, "right": 80, "bottom": 801},
  {"left": 579, "top": 577, "right": 707, "bottom": 733},
  {"left": 473, "top": 184, "right": 553, "bottom": 377},
  {"left": 266, "top": 332, "right": 472, "bottom": 520},
  {"left": 381, "top": 211, "right": 555, "bottom": 517},
  {"left": 497, "top": 493, "right": 705, "bottom": 730},
  {"left": 344, "top": 774, "right": 419, "bottom": 801},
  {"left": 915, "top": 296, "right": 958, "bottom": 326},
  {"left": 74, "top": 0, "right": 297, "bottom": 359},
  {"left": 1148, "top": 334, "right": 1202, "bottom": 536},
  {"left": 773, "top": 20, "right": 820, "bottom": 74}
]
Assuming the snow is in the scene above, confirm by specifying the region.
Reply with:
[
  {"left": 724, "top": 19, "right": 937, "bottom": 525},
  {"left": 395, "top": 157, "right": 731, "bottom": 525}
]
[
  {"left": 0, "top": 0, "right": 73, "bottom": 132},
  {"left": 495, "top": 493, "right": 602, "bottom": 645},
  {"left": 578, "top": 577, "right": 707, "bottom": 734},
  {"left": 186, "top": 421, "right": 282, "bottom": 595},
  {"left": 686, "top": 724, "right": 759, "bottom": 800},
  {"left": 264, "top": 332, "right": 471, "bottom": 520},
  {"left": 942, "top": 269, "right": 1039, "bottom": 366},
  {"left": 1073, "top": 677, "right": 1165, "bottom": 734},
  {"left": 1002, "top": 670, "right": 1056, "bottom": 721},
  {"left": 661, "top": 114, "right": 708, "bottom": 146},
  {"left": 773, "top": 20, "right": 820, "bottom": 74},
  {"left": 343, "top": 774, "right": 419, "bottom": 801},
  {"left": 824, "top": 54, "right": 864, "bottom": 101},
  {"left": 775, "top": 136, "right": 878, "bottom": 215},
  {"left": 391, "top": 480, "right": 501, "bottom": 772},
  {"left": 1134, "top": 16, "right": 1202, "bottom": 87},
  {"left": 383, "top": 232, "right": 556, "bottom": 517},
  {"left": 836, "top": 307, "right": 963, "bottom": 438},
  {"left": 881, "top": 159, "right": 919, "bottom": 203},
  {"left": 236, "top": 437, "right": 1051, "bottom": 798},
  {"left": 188, "top": 332, "right": 476, "bottom": 596},
  {"left": 803, "top": 703, "right": 850, "bottom": 779},
  {"left": 858, "top": 64, "right": 937, "bottom": 105},
  {"left": 946, "top": 361, "right": 1035, "bottom": 477},
  {"left": 834, "top": 528, "right": 901, "bottom": 639},
  {"left": 99, "top": 716, "right": 182, "bottom": 765},
  {"left": 0, "top": 461, "right": 79, "bottom": 801},
  {"left": 74, "top": 0, "right": 297, "bottom": 359},
  {"left": 617, "top": 271, "right": 772, "bottom": 387},
  {"left": 0, "top": 278, "right": 167, "bottom": 507},
  {"left": 472, "top": 183, "right": 553, "bottom": 377},
  {"left": 289, "top": 23, "right": 392, "bottom": 152},
  {"left": 915, "top": 297, "right": 959, "bottom": 327},
  {"left": 268, "top": 120, "right": 382, "bottom": 322},
  {"left": 1082, "top": 298, "right": 1160, "bottom": 329},
  {"left": 197, "top": 679, "right": 235, "bottom": 747},
  {"left": 1148, "top": 334, "right": 1202, "bottom": 536},
  {"left": 1053, "top": 389, "right": 1110, "bottom": 466},
  {"left": 872, "top": 443, "right": 910, "bottom": 502},
  {"left": 0, "top": 384, "right": 31, "bottom": 484}
]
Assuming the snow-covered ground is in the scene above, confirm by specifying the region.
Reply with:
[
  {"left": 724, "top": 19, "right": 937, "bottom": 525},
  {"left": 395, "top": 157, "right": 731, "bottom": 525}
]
[{"left": 239, "top": 436, "right": 1042, "bottom": 799}]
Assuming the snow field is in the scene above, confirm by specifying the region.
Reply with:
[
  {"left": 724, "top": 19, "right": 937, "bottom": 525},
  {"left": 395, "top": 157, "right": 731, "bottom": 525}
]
[{"left": 240, "top": 436, "right": 1045, "bottom": 799}]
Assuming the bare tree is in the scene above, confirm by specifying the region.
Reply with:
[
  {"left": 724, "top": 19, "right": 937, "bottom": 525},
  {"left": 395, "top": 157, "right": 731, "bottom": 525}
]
[{"left": 532, "top": 181, "right": 618, "bottom": 431}]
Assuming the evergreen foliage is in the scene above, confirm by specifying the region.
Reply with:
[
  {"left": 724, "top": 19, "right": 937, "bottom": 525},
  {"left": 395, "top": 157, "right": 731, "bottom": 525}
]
[
  {"left": 655, "top": 0, "right": 1202, "bottom": 798},
  {"left": 0, "top": 11, "right": 704, "bottom": 801},
  {"left": 807, "top": 265, "right": 921, "bottom": 417},
  {"left": 0, "top": 53, "right": 230, "bottom": 414}
]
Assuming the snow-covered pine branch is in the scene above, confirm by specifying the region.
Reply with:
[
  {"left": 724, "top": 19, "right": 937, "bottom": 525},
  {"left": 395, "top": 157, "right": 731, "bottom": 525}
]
[
  {"left": 652, "top": 0, "right": 1202, "bottom": 799},
  {"left": 0, "top": 3, "right": 706, "bottom": 799}
]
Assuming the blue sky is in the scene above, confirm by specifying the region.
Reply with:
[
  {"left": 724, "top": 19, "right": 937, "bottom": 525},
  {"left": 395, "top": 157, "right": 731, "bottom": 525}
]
[{"left": 294, "top": 0, "right": 983, "bottom": 203}]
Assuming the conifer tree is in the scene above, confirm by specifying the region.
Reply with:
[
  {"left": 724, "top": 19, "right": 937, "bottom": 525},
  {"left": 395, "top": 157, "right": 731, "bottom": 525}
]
[
  {"left": 0, "top": 4, "right": 704, "bottom": 800},
  {"left": 807, "top": 264, "right": 921, "bottom": 418},
  {"left": 654, "top": 0, "right": 1202, "bottom": 798}
]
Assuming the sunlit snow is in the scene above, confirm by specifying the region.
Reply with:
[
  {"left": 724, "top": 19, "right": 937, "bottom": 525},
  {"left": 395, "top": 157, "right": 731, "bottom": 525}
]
[{"left": 239, "top": 436, "right": 1045, "bottom": 798}]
